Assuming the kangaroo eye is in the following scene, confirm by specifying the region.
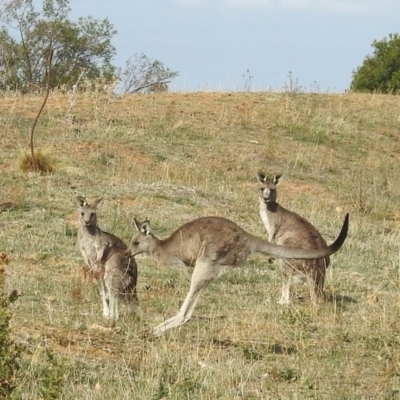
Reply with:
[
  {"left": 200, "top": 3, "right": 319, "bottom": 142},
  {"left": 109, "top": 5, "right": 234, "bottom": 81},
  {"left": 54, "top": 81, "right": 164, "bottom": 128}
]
[
  {"left": 81, "top": 212, "right": 84, "bottom": 216},
  {"left": 133, "top": 241, "right": 139, "bottom": 246}
]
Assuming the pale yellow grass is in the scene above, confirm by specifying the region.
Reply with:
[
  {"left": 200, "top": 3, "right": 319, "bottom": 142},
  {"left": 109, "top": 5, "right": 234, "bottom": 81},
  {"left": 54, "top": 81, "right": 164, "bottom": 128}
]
[{"left": 1, "top": 91, "right": 400, "bottom": 399}]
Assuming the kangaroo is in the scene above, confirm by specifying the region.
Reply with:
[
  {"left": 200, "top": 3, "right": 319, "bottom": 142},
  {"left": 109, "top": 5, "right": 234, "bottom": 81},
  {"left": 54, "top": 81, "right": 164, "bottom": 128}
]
[
  {"left": 257, "top": 171, "right": 335, "bottom": 305},
  {"left": 76, "top": 196, "right": 140, "bottom": 320},
  {"left": 127, "top": 213, "right": 348, "bottom": 336}
]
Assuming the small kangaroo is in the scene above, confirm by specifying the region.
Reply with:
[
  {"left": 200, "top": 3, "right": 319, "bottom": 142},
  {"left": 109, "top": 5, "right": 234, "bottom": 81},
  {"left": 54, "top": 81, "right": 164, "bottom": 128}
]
[
  {"left": 76, "top": 196, "right": 140, "bottom": 320},
  {"left": 127, "top": 214, "right": 348, "bottom": 336},
  {"left": 257, "top": 171, "right": 335, "bottom": 305}
]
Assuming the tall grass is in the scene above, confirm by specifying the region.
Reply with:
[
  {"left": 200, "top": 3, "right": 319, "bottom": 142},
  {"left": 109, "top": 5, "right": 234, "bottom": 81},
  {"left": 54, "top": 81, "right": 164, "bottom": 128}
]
[{"left": 1, "top": 90, "right": 400, "bottom": 398}]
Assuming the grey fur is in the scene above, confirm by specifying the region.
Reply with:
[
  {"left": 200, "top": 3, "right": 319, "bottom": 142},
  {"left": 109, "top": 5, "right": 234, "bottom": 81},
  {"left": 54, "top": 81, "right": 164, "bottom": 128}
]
[
  {"left": 127, "top": 213, "right": 348, "bottom": 335},
  {"left": 257, "top": 171, "right": 335, "bottom": 305},
  {"left": 77, "top": 196, "right": 140, "bottom": 320}
]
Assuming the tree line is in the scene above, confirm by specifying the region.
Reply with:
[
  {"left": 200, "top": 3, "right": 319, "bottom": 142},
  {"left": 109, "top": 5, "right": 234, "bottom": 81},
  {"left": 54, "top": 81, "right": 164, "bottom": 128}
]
[
  {"left": 1, "top": 0, "right": 399, "bottom": 94},
  {"left": 0, "top": 0, "right": 178, "bottom": 93}
]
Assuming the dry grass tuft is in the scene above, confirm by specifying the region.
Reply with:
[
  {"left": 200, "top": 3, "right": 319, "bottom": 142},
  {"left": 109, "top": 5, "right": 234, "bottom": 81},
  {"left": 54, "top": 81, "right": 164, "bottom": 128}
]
[{"left": 19, "top": 150, "right": 54, "bottom": 174}]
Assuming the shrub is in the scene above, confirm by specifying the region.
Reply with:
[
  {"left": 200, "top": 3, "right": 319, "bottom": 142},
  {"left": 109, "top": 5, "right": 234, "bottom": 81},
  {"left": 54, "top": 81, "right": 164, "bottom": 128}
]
[
  {"left": 351, "top": 33, "right": 400, "bottom": 93},
  {"left": 0, "top": 266, "right": 21, "bottom": 398}
]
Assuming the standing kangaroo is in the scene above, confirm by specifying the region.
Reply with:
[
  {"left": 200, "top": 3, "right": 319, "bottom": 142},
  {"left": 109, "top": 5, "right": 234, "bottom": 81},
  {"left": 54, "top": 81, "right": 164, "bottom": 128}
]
[
  {"left": 127, "top": 213, "right": 348, "bottom": 336},
  {"left": 77, "top": 197, "right": 140, "bottom": 320},
  {"left": 257, "top": 171, "right": 335, "bottom": 305}
]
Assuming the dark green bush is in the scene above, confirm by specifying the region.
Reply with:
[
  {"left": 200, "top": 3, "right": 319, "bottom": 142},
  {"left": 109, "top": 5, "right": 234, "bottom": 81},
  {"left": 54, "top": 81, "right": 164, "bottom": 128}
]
[
  {"left": 351, "top": 33, "right": 400, "bottom": 93},
  {"left": 0, "top": 267, "right": 21, "bottom": 399}
]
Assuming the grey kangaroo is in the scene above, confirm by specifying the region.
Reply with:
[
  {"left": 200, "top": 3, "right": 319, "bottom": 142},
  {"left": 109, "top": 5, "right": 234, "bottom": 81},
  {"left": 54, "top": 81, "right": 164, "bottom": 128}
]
[
  {"left": 257, "top": 171, "right": 336, "bottom": 305},
  {"left": 77, "top": 196, "right": 140, "bottom": 320},
  {"left": 127, "top": 213, "right": 348, "bottom": 336}
]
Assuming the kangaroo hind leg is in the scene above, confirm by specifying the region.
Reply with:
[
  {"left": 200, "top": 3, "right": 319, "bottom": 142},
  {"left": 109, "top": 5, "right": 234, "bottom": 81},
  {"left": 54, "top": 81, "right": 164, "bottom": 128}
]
[{"left": 152, "top": 258, "right": 221, "bottom": 336}]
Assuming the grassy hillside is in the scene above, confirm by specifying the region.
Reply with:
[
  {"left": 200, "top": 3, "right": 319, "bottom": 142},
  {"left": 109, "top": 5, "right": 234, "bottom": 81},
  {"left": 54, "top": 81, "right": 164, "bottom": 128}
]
[{"left": 1, "top": 90, "right": 400, "bottom": 399}]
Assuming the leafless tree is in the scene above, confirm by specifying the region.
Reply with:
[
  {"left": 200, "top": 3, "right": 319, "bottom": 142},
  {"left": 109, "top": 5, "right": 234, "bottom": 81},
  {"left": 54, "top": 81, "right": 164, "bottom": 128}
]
[{"left": 119, "top": 53, "right": 178, "bottom": 94}]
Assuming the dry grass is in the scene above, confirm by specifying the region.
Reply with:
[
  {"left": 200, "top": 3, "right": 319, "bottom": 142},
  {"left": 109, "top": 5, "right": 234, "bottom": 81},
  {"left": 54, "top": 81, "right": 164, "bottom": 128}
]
[
  {"left": 19, "top": 150, "right": 54, "bottom": 174},
  {"left": 1, "top": 90, "right": 400, "bottom": 399}
]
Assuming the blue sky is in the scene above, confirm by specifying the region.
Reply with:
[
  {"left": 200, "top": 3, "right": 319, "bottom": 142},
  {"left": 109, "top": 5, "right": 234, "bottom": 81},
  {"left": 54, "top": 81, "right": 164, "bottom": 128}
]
[{"left": 40, "top": 1, "right": 400, "bottom": 92}]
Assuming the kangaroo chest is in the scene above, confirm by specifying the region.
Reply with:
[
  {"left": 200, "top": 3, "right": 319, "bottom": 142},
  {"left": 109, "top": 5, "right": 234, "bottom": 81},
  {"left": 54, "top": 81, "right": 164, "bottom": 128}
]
[
  {"left": 78, "top": 228, "right": 100, "bottom": 266},
  {"left": 259, "top": 203, "right": 280, "bottom": 242}
]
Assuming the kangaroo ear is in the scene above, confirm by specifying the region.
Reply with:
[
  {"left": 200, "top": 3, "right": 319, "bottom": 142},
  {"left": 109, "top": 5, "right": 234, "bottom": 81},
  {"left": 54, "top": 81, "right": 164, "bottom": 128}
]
[
  {"left": 141, "top": 221, "right": 151, "bottom": 235},
  {"left": 132, "top": 218, "right": 141, "bottom": 232},
  {"left": 91, "top": 198, "right": 103, "bottom": 209},
  {"left": 77, "top": 196, "right": 87, "bottom": 207},
  {"left": 273, "top": 174, "right": 283, "bottom": 185},
  {"left": 256, "top": 170, "right": 267, "bottom": 183}
]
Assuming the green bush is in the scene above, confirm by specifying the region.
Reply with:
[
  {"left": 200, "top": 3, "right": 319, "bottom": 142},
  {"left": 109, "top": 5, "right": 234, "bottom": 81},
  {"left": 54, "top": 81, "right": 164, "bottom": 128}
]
[
  {"left": 351, "top": 33, "right": 400, "bottom": 93},
  {"left": 37, "top": 350, "right": 65, "bottom": 400},
  {"left": 0, "top": 267, "right": 21, "bottom": 399}
]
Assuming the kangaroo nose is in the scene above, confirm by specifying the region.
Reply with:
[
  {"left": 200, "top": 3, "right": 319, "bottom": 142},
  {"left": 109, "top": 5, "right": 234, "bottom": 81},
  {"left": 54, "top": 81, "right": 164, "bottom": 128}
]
[{"left": 261, "top": 190, "right": 271, "bottom": 202}]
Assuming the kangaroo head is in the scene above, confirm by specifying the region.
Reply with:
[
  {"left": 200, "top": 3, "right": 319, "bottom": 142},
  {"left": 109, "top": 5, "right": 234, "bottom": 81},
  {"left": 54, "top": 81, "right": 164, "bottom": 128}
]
[
  {"left": 76, "top": 196, "right": 102, "bottom": 227},
  {"left": 256, "top": 171, "right": 282, "bottom": 204},
  {"left": 127, "top": 218, "right": 155, "bottom": 256}
]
